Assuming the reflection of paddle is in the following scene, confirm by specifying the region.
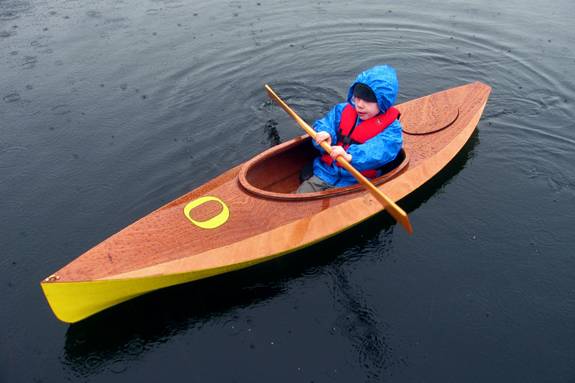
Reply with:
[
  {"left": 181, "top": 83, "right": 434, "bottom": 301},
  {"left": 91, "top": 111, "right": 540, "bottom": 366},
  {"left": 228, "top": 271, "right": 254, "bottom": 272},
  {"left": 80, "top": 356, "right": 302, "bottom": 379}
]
[{"left": 264, "top": 84, "right": 413, "bottom": 235}]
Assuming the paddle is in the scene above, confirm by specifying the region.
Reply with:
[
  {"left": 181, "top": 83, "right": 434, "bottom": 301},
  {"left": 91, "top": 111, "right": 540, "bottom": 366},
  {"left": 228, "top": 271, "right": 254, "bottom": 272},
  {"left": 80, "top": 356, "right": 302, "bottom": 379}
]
[{"left": 264, "top": 84, "right": 413, "bottom": 235}]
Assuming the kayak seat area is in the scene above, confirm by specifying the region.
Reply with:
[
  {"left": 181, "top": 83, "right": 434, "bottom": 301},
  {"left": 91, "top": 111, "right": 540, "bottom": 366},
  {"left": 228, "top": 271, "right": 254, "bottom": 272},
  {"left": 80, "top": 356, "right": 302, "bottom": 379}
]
[
  {"left": 241, "top": 137, "right": 317, "bottom": 194},
  {"left": 240, "top": 136, "right": 410, "bottom": 200},
  {"left": 378, "top": 149, "right": 406, "bottom": 176},
  {"left": 299, "top": 148, "right": 406, "bottom": 183}
]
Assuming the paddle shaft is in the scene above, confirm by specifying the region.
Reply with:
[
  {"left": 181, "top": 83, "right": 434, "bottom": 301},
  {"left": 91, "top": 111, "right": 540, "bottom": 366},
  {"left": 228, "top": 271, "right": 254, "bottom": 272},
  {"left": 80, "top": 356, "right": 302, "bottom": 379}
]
[{"left": 264, "top": 84, "right": 413, "bottom": 235}]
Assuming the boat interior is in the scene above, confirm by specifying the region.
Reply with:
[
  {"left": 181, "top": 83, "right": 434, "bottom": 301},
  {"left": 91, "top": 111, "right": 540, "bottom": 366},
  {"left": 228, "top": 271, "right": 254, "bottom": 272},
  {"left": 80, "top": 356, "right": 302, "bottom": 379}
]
[{"left": 239, "top": 136, "right": 409, "bottom": 200}]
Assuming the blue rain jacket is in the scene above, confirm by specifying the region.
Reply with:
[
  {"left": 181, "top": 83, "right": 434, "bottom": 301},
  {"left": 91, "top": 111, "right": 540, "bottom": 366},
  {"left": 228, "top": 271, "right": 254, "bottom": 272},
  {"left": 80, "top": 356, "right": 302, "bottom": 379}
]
[{"left": 311, "top": 65, "right": 403, "bottom": 187}]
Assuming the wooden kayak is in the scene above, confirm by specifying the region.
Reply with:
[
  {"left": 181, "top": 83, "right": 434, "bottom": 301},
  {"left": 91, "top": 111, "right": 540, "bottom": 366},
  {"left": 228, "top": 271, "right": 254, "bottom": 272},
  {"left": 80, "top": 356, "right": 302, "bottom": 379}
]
[{"left": 41, "top": 82, "right": 491, "bottom": 323}]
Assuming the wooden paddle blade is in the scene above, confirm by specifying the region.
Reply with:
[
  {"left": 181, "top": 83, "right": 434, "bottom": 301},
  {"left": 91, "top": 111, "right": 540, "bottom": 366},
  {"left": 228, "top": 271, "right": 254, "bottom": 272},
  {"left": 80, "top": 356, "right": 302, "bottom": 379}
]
[{"left": 335, "top": 156, "right": 413, "bottom": 234}]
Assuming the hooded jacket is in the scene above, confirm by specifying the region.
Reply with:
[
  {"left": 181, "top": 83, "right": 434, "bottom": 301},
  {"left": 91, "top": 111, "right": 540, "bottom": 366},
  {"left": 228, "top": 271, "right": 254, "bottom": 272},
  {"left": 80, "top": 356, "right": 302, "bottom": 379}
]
[{"left": 311, "top": 65, "right": 403, "bottom": 187}]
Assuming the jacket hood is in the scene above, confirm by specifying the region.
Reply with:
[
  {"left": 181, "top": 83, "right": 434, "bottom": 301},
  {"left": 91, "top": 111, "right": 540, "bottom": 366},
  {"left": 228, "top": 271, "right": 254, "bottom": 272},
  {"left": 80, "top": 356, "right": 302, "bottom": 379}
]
[{"left": 346, "top": 65, "right": 399, "bottom": 113}]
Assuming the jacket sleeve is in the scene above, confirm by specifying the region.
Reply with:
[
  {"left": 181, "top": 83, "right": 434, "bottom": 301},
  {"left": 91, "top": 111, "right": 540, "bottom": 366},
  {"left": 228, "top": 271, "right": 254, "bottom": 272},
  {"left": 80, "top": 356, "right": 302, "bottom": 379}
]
[
  {"left": 345, "top": 119, "right": 403, "bottom": 171},
  {"left": 311, "top": 103, "right": 347, "bottom": 153}
]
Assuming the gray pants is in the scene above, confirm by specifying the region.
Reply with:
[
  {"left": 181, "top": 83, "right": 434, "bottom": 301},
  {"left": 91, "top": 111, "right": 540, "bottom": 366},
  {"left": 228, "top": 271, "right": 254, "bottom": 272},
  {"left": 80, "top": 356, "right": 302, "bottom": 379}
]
[{"left": 296, "top": 175, "right": 334, "bottom": 193}]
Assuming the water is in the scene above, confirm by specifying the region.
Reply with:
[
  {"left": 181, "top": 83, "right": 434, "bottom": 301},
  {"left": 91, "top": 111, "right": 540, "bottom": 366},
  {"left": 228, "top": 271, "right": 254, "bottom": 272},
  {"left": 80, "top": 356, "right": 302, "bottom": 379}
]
[{"left": 1, "top": 0, "right": 574, "bottom": 381}]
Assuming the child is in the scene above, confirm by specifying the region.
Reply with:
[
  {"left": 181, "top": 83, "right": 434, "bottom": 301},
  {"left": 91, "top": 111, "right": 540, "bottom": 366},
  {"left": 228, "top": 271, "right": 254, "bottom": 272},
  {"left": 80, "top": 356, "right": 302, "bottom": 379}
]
[{"left": 297, "top": 65, "right": 403, "bottom": 193}]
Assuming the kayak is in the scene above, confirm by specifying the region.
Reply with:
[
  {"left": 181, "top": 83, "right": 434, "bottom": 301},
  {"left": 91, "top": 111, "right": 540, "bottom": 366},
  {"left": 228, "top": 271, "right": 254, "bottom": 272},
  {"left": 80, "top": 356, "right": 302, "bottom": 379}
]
[{"left": 41, "top": 81, "right": 491, "bottom": 323}]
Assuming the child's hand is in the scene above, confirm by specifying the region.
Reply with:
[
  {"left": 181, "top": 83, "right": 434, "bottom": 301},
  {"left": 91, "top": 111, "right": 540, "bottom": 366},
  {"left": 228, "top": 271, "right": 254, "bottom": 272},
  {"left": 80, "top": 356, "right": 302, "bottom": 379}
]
[
  {"left": 330, "top": 146, "right": 352, "bottom": 162},
  {"left": 315, "top": 131, "right": 332, "bottom": 146}
]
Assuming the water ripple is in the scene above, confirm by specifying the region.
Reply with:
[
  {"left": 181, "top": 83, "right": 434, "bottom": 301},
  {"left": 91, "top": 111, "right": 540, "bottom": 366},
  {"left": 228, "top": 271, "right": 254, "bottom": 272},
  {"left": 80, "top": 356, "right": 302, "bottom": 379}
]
[
  {"left": 130, "top": 6, "right": 575, "bottom": 200},
  {"left": 3, "top": 1, "right": 575, "bottom": 380}
]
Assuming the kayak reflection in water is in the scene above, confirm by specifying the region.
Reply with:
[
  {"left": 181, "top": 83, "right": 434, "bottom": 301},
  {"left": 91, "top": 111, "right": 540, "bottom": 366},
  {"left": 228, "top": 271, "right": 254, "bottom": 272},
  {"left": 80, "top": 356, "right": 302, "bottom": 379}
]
[{"left": 296, "top": 65, "right": 404, "bottom": 193}]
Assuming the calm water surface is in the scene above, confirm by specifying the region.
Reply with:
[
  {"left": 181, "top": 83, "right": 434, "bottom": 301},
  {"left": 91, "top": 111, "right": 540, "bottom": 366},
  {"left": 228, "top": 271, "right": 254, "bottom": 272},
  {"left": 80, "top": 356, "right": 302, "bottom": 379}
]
[{"left": 2, "top": 0, "right": 575, "bottom": 381}]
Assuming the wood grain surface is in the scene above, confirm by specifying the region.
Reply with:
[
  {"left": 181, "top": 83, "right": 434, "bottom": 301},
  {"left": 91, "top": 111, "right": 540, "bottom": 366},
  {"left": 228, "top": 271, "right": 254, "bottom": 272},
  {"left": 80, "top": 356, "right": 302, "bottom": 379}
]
[{"left": 45, "top": 82, "right": 491, "bottom": 283}]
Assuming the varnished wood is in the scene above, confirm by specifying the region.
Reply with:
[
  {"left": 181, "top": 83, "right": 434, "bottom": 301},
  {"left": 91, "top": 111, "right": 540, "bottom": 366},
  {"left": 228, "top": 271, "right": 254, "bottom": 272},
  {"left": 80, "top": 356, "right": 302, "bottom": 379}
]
[
  {"left": 264, "top": 84, "right": 413, "bottom": 234},
  {"left": 239, "top": 144, "right": 410, "bottom": 200},
  {"left": 41, "top": 82, "right": 491, "bottom": 320},
  {"left": 402, "top": 106, "right": 459, "bottom": 135}
]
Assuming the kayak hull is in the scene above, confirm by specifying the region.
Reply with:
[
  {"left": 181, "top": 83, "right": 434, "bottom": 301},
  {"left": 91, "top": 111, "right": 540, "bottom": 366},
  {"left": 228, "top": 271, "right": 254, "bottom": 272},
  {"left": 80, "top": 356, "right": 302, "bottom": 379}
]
[
  {"left": 41, "top": 258, "right": 266, "bottom": 323},
  {"left": 41, "top": 82, "right": 491, "bottom": 323}
]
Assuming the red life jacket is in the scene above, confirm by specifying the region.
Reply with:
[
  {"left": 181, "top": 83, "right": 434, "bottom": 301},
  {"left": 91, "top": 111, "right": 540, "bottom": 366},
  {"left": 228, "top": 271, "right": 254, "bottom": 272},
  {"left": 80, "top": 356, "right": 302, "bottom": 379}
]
[{"left": 321, "top": 104, "right": 400, "bottom": 178}]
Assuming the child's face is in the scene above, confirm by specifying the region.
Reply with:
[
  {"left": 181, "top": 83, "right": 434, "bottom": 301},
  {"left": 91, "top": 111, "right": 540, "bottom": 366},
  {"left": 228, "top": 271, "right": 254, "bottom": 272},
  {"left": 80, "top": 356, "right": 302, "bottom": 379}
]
[{"left": 352, "top": 96, "right": 380, "bottom": 120}]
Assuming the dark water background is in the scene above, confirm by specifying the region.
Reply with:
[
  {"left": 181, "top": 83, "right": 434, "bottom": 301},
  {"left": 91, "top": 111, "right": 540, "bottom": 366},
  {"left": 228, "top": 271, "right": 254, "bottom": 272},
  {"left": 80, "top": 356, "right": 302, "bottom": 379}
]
[{"left": 2, "top": 0, "right": 575, "bottom": 381}]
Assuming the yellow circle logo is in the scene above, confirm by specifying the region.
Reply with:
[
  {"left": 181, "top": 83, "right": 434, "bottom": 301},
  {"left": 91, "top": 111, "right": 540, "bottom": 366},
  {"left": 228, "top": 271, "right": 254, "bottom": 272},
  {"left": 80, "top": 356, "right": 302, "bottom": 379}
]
[{"left": 183, "top": 196, "right": 230, "bottom": 229}]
